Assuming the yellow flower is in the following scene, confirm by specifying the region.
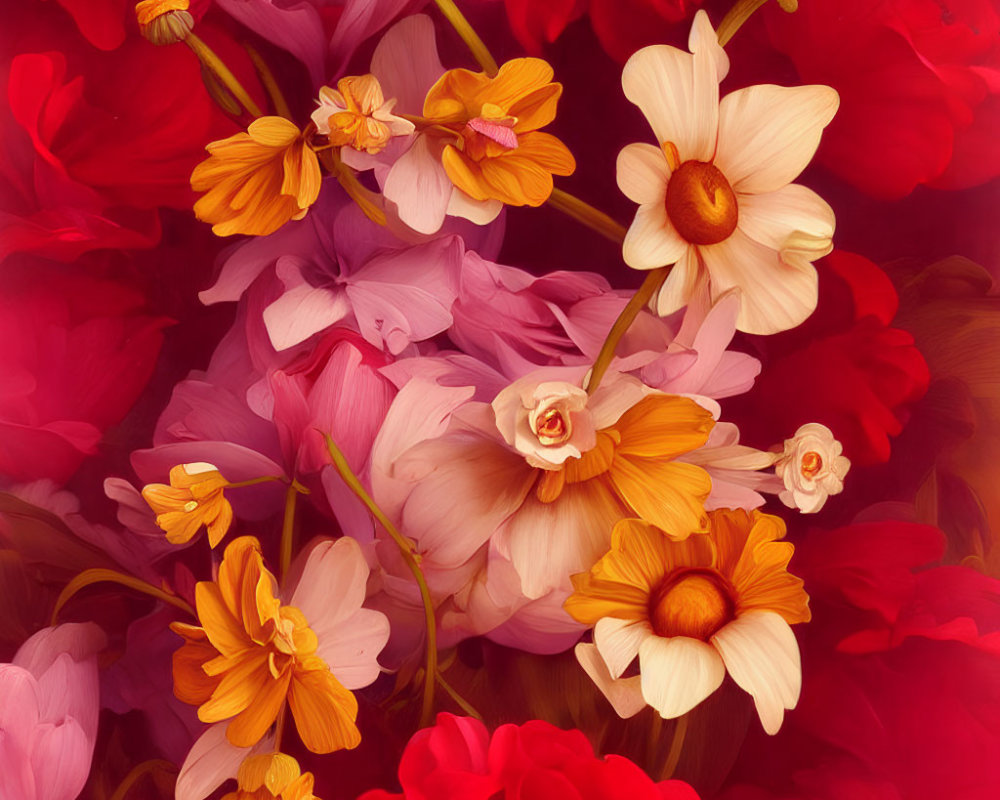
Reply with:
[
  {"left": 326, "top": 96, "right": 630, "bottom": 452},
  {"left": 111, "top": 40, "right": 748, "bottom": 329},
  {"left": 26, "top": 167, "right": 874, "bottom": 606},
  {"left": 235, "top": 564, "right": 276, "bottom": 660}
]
[
  {"left": 142, "top": 462, "right": 233, "bottom": 548},
  {"left": 135, "top": 0, "right": 193, "bottom": 45},
  {"left": 311, "top": 75, "right": 415, "bottom": 155},
  {"left": 170, "top": 537, "right": 362, "bottom": 753},
  {"left": 191, "top": 117, "right": 322, "bottom": 237},
  {"left": 423, "top": 58, "right": 576, "bottom": 207},
  {"left": 566, "top": 509, "right": 810, "bottom": 734},
  {"left": 222, "top": 753, "right": 319, "bottom": 800}
]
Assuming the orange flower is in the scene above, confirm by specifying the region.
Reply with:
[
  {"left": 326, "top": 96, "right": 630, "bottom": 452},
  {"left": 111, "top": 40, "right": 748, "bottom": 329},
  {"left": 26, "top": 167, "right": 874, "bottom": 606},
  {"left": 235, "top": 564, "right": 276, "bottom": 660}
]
[
  {"left": 170, "top": 537, "right": 362, "bottom": 753},
  {"left": 423, "top": 58, "right": 575, "bottom": 207},
  {"left": 222, "top": 753, "right": 319, "bottom": 800},
  {"left": 566, "top": 509, "right": 810, "bottom": 733},
  {"left": 191, "top": 117, "right": 321, "bottom": 237},
  {"left": 311, "top": 75, "right": 414, "bottom": 155},
  {"left": 142, "top": 462, "right": 233, "bottom": 547}
]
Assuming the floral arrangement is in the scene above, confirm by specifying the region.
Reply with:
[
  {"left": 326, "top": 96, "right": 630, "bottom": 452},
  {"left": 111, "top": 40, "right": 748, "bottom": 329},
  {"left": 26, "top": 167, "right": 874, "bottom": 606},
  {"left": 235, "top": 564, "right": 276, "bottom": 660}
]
[{"left": 2, "top": 0, "right": 999, "bottom": 798}]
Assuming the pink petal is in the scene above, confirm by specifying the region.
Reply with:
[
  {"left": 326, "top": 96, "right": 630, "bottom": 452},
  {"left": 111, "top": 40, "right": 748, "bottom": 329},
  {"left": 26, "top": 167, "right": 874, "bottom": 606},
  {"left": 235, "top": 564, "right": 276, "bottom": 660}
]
[
  {"left": 175, "top": 723, "right": 275, "bottom": 800},
  {"left": 370, "top": 14, "right": 446, "bottom": 113},
  {"left": 383, "top": 134, "right": 452, "bottom": 235},
  {"left": 31, "top": 718, "right": 91, "bottom": 800}
]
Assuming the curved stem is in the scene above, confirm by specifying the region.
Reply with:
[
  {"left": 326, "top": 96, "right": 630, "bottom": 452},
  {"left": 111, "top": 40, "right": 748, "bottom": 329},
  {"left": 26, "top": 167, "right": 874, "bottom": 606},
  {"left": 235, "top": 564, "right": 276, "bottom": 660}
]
[
  {"left": 226, "top": 475, "right": 285, "bottom": 490},
  {"left": 279, "top": 484, "right": 299, "bottom": 585},
  {"left": 318, "top": 148, "right": 388, "bottom": 226},
  {"left": 547, "top": 188, "right": 627, "bottom": 244},
  {"left": 52, "top": 569, "right": 195, "bottom": 626},
  {"left": 323, "top": 433, "right": 438, "bottom": 727},
  {"left": 186, "top": 32, "right": 263, "bottom": 118},
  {"left": 585, "top": 267, "right": 670, "bottom": 394},
  {"left": 660, "top": 713, "right": 689, "bottom": 780},
  {"left": 109, "top": 759, "right": 177, "bottom": 800},
  {"left": 433, "top": 0, "right": 499, "bottom": 76},
  {"left": 716, "top": 0, "right": 769, "bottom": 46},
  {"left": 245, "top": 43, "right": 293, "bottom": 120}
]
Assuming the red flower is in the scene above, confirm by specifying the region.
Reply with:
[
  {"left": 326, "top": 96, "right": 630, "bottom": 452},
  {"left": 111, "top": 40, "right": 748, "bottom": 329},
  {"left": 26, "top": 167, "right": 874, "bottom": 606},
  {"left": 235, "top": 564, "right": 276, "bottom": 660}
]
[
  {"left": 764, "top": 0, "right": 1000, "bottom": 198},
  {"left": 358, "top": 713, "right": 700, "bottom": 800},
  {"left": 726, "top": 251, "right": 930, "bottom": 465},
  {"left": 0, "top": 4, "right": 256, "bottom": 262},
  {"left": 0, "top": 257, "right": 170, "bottom": 485}
]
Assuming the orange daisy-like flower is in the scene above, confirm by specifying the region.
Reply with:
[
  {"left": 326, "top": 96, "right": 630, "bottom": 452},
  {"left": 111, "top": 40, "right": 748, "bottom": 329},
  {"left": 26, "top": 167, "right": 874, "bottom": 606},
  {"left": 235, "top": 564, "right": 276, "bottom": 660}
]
[
  {"left": 566, "top": 509, "right": 810, "bottom": 734},
  {"left": 170, "top": 537, "right": 363, "bottom": 753},
  {"left": 141, "top": 462, "right": 233, "bottom": 548},
  {"left": 423, "top": 58, "right": 576, "bottom": 208},
  {"left": 222, "top": 753, "right": 319, "bottom": 800},
  {"left": 191, "top": 117, "right": 322, "bottom": 237}
]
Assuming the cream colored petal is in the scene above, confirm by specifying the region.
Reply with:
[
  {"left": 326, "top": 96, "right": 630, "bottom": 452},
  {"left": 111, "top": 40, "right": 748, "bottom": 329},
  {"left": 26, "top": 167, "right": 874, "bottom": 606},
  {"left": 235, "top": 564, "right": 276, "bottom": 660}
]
[
  {"left": 655, "top": 246, "right": 701, "bottom": 317},
  {"left": 594, "top": 617, "right": 654, "bottom": 679},
  {"left": 446, "top": 189, "right": 503, "bottom": 225},
  {"left": 623, "top": 204, "right": 689, "bottom": 271},
  {"left": 575, "top": 643, "right": 647, "bottom": 719},
  {"left": 715, "top": 84, "right": 839, "bottom": 195},
  {"left": 175, "top": 723, "right": 274, "bottom": 800},
  {"left": 699, "top": 229, "right": 818, "bottom": 335},
  {"left": 711, "top": 610, "right": 801, "bottom": 735},
  {"left": 688, "top": 10, "right": 729, "bottom": 82},
  {"left": 638, "top": 635, "right": 726, "bottom": 718},
  {"left": 621, "top": 32, "right": 719, "bottom": 163},
  {"left": 616, "top": 143, "right": 670, "bottom": 205},
  {"left": 737, "top": 184, "right": 835, "bottom": 255}
]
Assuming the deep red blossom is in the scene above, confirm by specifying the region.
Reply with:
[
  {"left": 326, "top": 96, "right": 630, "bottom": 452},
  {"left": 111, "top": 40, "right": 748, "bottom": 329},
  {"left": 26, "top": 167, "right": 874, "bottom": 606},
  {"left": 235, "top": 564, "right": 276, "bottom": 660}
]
[
  {"left": 725, "top": 251, "right": 930, "bottom": 465},
  {"left": 764, "top": 0, "right": 1000, "bottom": 198},
  {"left": 0, "top": 257, "right": 171, "bottom": 485},
  {"left": 358, "top": 713, "right": 700, "bottom": 800}
]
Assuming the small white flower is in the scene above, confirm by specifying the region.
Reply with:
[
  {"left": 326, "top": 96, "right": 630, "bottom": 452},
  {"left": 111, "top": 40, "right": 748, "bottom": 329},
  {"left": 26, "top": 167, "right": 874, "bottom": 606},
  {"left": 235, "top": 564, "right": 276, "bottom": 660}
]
[{"left": 775, "top": 423, "right": 850, "bottom": 513}]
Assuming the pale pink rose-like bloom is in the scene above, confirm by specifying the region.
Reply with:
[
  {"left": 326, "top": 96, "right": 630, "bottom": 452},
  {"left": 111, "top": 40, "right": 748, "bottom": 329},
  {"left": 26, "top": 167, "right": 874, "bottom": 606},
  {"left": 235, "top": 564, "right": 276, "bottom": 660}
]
[
  {"left": 618, "top": 10, "right": 839, "bottom": 334},
  {"left": 176, "top": 536, "right": 390, "bottom": 800},
  {"left": 0, "top": 622, "right": 106, "bottom": 800},
  {"left": 775, "top": 422, "right": 851, "bottom": 513}
]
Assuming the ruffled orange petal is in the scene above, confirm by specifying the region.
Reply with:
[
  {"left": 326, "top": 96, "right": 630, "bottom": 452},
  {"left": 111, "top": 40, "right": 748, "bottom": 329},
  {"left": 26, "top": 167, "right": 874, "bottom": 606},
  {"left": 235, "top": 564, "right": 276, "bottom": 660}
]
[
  {"left": 288, "top": 665, "right": 361, "bottom": 754},
  {"left": 225, "top": 665, "right": 292, "bottom": 747}
]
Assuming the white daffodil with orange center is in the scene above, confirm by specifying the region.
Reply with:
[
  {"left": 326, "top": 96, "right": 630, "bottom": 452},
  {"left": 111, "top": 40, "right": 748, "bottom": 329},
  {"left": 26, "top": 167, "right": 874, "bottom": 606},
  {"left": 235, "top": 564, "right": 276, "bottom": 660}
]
[
  {"left": 617, "top": 10, "right": 840, "bottom": 334},
  {"left": 170, "top": 536, "right": 388, "bottom": 756},
  {"left": 311, "top": 75, "right": 414, "bottom": 155},
  {"left": 566, "top": 509, "right": 810, "bottom": 734}
]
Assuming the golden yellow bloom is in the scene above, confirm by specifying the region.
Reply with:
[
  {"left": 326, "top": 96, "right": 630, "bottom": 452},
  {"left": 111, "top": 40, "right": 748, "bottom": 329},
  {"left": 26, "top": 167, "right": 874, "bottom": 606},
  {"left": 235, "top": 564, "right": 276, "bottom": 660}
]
[
  {"left": 192, "top": 117, "right": 322, "bottom": 237},
  {"left": 170, "top": 537, "right": 361, "bottom": 753},
  {"left": 311, "top": 75, "right": 415, "bottom": 155},
  {"left": 135, "top": 0, "right": 193, "bottom": 45},
  {"left": 222, "top": 753, "right": 319, "bottom": 800},
  {"left": 566, "top": 510, "right": 810, "bottom": 733},
  {"left": 142, "top": 462, "right": 233, "bottom": 548},
  {"left": 423, "top": 58, "right": 575, "bottom": 207}
]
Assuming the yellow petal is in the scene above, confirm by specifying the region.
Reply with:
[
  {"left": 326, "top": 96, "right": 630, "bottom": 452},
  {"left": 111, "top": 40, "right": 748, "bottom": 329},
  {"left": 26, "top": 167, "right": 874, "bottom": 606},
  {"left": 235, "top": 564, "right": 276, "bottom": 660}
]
[
  {"left": 477, "top": 58, "right": 555, "bottom": 112},
  {"left": 196, "top": 582, "right": 251, "bottom": 657},
  {"left": 514, "top": 131, "right": 576, "bottom": 176},
  {"left": 609, "top": 457, "right": 711, "bottom": 538},
  {"left": 198, "top": 648, "right": 271, "bottom": 724},
  {"left": 288, "top": 667, "right": 361, "bottom": 754},
  {"left": 224, "top": 666, "right": 292, "bottom": 748},
  {"left": 613, "top": 395, "right": 715, "bottom": 459},
  {"left": 509, "top": 83, "right": 562, "bottom": 132}
]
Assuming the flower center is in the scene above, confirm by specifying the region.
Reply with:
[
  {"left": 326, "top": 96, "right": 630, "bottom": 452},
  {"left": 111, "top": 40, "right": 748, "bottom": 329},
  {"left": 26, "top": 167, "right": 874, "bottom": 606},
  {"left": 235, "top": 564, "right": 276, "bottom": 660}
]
[
  {"left": 534, "top": 407, "right": 571, "bottom": 445},
  {"left": 665, "top": 161, "right": 738, "bottom": 245},
  {"left": 462, "top": 103, "right": 519, "bottom": 160},
  {"left": 183, "top": 500, "right": 198, "bottom": 512},
  {"left": 650, "top": 570, "right": 733, "bottom": 640},
  {"left": 800, "top": 451, "right": 823, "bottom": 478}
]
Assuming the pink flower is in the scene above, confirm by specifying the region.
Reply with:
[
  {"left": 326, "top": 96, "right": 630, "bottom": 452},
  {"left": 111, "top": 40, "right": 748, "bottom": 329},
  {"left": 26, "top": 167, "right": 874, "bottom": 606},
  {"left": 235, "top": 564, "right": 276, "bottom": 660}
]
[
  {"left": 0, "top": 259, "right": 169, "bottom": 485},
  {"left": 357, "top": 712, "right": 701, "bottom": 800},
  {"left": 0, "top": 622, "right": 106, "bottom": 800}
]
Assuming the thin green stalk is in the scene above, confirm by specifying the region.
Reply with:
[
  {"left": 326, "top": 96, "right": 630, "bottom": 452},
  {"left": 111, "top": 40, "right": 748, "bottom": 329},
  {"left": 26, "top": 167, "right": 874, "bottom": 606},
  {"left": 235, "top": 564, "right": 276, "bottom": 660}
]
[
  {"left": 585, "top": 267, "right": 670, "bottom": 394},
  {"left": 108, "top": 759, "right": 176, "bottom": 800},
  {"left": 245, "top": 43, "right": 293, "bottom": 120},
  {"left": 716, "top": 0, "right": 768, "bottom": 46},
  {"left": 433, "top": 0, "right": 499, "bottom": 75},
  {"left": 436, "top": 671, "right": 483, "bottom": 719},
  {"left": 186, "top": 32, "right": 263, "bottom": 118},
  {"left": 547, "top": 188, "right": 627, "bottom": 244},
  {"left": 323, "top": 433, "right": 438, "bottom": 727},
  {"left": 279, "top": 484, "right": 299, "bottom": 584},
  {"left": 226, "top": 475, "right": 285, "bottom": 490},
  {"left": 661, "top": 713, "right": 689, "bottom": 780},
  {"left": 52, "top": 569, "right": 195, "bottom": 625}
]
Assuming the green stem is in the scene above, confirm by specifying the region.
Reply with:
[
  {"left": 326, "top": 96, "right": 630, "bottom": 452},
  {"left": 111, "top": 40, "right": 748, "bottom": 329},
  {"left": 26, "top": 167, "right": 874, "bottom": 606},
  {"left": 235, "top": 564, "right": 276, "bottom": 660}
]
[
  {"left": 186, "top": 32, "right": 263, "bottom": 118},
  {"left": 585, "top": 267, "right": 670, "bottom": 394},
  {"left": 661, "top": 713, "right": 689, "bottom": 780},
  {"left": 716, "top": 0, "right": 768, "bottom": 46},
  {"left": 547, "top": 188, "right": 627, "bottom": 244},
  {"left": 52, "top": 569, "right": 195, "bottom": 625},
  {"left": 108, "top": 759, "right": 177, "bottom": 800},
  {"left": 279, "top": 484, "right": 298, "bottom": 584},
  {"left": 226, "top": 475, "right": 285, "bottom": 490},
  {"left": 244, "top": 43, "right": 293, "bottom": 120},
  {"left": 433, "top": 0, "right": 499, "bottom": 76},
  {"left": 323, "top": 433, "right": 438, "bottom": 727},
  {"left": 436, "top": 671, "right": 483, "bottom": 720}
]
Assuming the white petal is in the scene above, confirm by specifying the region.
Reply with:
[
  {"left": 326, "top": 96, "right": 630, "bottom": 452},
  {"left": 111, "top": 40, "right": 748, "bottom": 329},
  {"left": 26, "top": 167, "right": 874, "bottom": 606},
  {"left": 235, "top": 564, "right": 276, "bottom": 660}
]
[
  {"left": 737, "top": 184, "right": 835, "bottom": 254},
  {"left": 175, "top": 723, "right": 274, "bottom": 800},
  {"left": 575, "top": 643, "right": 647, "bottom": 719},
  {"left": 715, "top": 84, "right": 840, "bottom": 195},
  {"left": 383, "top": 134, "right": 452, "bottom": 235},
  {"left": 290, "top": 538, "right": 367, "bottom": 632},
  {"left": 447, "top": 189, "right": 503, "bottom": 225},
  {"left": 616, "top": 143, "right": 669, "bottom": 205},
  {"left": 621, "top": 32, "right": 720, "bottom": 163},
  {"left": 688, "top": 10, "right": 729, "bottom": 82},
  {"left": 594, "top": 617, "right": 654, "bottom": 679},
  {"left": 316, "top": 607, "right": 390, "bottom": 690},
  {"left": 655, "top": 246, "right": 701, "bottom": 317},
  {"left": 712, "top": 611, "right": 802, "bottom": 735},
  {"left": 699, "top": 229, "right": 818, "bottom": 335},
  {"left": 638, "top": 635, "right": 726, "bottom": 718},
  {"left": 623, "top": 204, "right": 689, "bottom": 270}
]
